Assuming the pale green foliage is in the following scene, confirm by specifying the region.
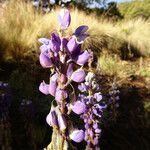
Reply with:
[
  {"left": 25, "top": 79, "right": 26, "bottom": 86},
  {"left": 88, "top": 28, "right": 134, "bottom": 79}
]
[{"left": 118, "top": 0, "right": 150, "bottom": 19}]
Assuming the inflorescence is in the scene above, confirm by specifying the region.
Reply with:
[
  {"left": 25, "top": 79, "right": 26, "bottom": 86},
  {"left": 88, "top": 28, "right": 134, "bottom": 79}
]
[{"left": 38, "top": 9, "right": 107, "bottom": 149}]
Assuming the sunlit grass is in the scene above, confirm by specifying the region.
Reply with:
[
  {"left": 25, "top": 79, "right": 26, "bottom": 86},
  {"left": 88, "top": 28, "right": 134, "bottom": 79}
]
[
  {"left": 98, "top": 52, "right": 150, "bottom": 78},
  {"left": 0, "top": 0, "right": 150, "bottom": 78}
]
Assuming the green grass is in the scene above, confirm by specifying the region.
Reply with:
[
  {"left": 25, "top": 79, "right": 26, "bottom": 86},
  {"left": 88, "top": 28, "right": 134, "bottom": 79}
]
[{"left": 118, "top": 0, "right": 150, "bottom": 19}]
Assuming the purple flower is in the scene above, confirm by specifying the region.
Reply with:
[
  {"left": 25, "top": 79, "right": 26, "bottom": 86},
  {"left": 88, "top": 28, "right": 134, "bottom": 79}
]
[
  {"left": 78, "top": 83, "right": 88, "bottom": 92},
  {"left": 55, "top": 88, "right": 68, "bottom": 102},
  {"left": 70, "top": 129, "right": 85, "bottom": 143},
  {"left": 95, "top": 128, "right": 101, "bottom": 134},
  {"left": 93, "top": 137, "right": 99, "bottom": 145},
  {"left": 74, "top": 25, "right": 89, "bottom": 42},
  {"left": 50, "top": 32, "right": 61, "bottom": 53},
  {"left": 71, "top": 101, "right": 86, "bottom": 115},
  {"left": 67, "top": 63, "right": 73, "bottom": 78},
  {"left": 76, "top": 50, "right": 90, "bottom": 65},
  {"left": 71, "top": 68, "right": 86, "bottom": 83},
  {"left": 39, "top": 52, "right": 53, "bottom": 68},
  {"left": 94, "top": 92, "right": 102, "bottom": 102},
  {"left": 46, "top": 106, "right": 58, "bottom": 128},
  {"left": 62, "top": 38, "right": 68, "bottom": 48},
  {"left": 58, "top": 9, "right": 71, "bottom": 30},
  {"left": 39, "top": 81, "right": 49, "bottom": 95},
  {"left": 40, "top": 44, "right": 50, "bottom": 53},
  {"left": 67, "top": 37, "right": 80, "bottom": 54},
  {"left": 38, "top": 38, "right": 50, "bottom": 45},
  {"left": 49, "top": 73, "right": 58, "bottom": 96}
]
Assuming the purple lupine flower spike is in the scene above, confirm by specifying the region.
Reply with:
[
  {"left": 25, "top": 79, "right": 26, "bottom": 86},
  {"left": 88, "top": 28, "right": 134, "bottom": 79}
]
[
  {"left": 70, "top": 129, "right": 85, "bottom": 143},
  {"left": 71, "top": 101, "right": 86, "bottom": 115},
  {"left": 58, "top": 9, "right": 71, "bottom": 30},
  {"left": 71, "top": 68, "right": 86, "bottom": 82},
  {"left": 39, "top": 52, "right": 53, "bottom": 68},
  {"left": 39, "top": 81, "right": 49, "bottom": 95},
  {"left": 78, "top": 83, "right": 88, "bottom": 92}
]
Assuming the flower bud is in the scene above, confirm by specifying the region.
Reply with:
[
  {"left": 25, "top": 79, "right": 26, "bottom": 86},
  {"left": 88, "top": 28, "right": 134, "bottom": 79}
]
[
  {"left": 40, "top": 44, "right": 50, "bottom": 53},
  {"left": 39, "top": 52, "right": 53, "bottom": 68},
  {"left": 71, "top": 101, "right": 86, "bottom": 115},
  {"left": 67, "top": 37, "right": 79, "bottom": 54},
  {"left": 70, "top": 129, "right": 85, "bottom": 143},
  {"left": 49, "top": 73, "right": 58, "bottom": 96},
  {"left": 39, "top": 81, "right": 49, "bottom": 95},
  {"left": 55, "top": 88, "right": 68, "bottom": 102},
  {"left": 94, "top": 92, "right": 102, "bottom": 102},
  {"left": 50, "top": 32, "right": 61, "bottom": 53},
  {"left": 78, "top": 83, "right": 88, "bottom": 92},
  {"left": 62, "top": 38, "right": 68, "bottom": 49},
  {"left": 74, "top": 26, "right": 89, "bottom": 42},
  {"left": 95, "top": 128, "right": 101, "bottom": 134},
  {"left": 75, "top": 26, "right": 89, "bottom": 36},
  {"left": 46, "top": 106, "right": 58, "bottom": 128},
  {"left": 58, "top": 9, "right": 71, "bottom": 30},
  {"left": 71, "top": 68, "right": 86, "bottom": 83},
  {"left": 93, "top": 137, "right": 99, "bottom": 145},
  {"left": 76, "top": 50, "right": 90, "bottom": 65}
]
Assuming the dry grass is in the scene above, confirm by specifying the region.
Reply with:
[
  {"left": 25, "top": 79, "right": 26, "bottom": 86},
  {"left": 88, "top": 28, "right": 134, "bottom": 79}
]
[
  {"left": 98, "top": 52, "right": 150, "bottom": 79},
  {"left": 0, "top": 0, "right": 58, "bottom": 61},
  {"left": 0, "top": 0, "right": 150, "bottom": 79},
  {"left": 97, "top": 52, "right": 131, "bottom": 78}
]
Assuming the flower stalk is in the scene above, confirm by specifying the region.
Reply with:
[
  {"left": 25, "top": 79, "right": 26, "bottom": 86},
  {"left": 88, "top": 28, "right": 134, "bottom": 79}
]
[{"left": 38, "top": 8, "right": 106, "bottom": 150}]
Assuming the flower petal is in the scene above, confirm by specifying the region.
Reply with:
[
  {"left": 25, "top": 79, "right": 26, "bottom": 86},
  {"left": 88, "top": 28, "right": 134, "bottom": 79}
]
[
  {"left": 71, "top": 68, "right": 86, "bottom": 83},
  {"left": 39, "top": 52, "right": 53, "bottom": 68},
  {"left": 70, "top": 130, "right": 85, "bottom": 143},
  {"left": 67, "top": 37, "right": 79, "bottom": 54},
  {"left": 76, "top": 50, "right": 90, "bottom": 65},
  {"left": 39, "top": 81, "right": 49, "bottom": 95},
  {"left": 94, "top": 92, "right": 102, "bottom": 102},
  {"left": 50, "top": 32, "right": 61, "bottom": 53},
  {"left": 74, "top": 25, "right": 89, "bottom": 36},
  {"left": 78, "top": 83, "right": 88, "bottom": 92},
  {"left": 49, "top": 73, "right": 58, "bottom": 96},
  {"left": 58, "top": 9, "right": 71, "bottom": 29},
  {"left": 71, "top": 101, "right": 86, "bottom": 115},
  {"left": 55, "top": 88, "right": 68, "bottom": 102},
  {"left": 38, "top": 38, "right": 50, "bottom": 45}
]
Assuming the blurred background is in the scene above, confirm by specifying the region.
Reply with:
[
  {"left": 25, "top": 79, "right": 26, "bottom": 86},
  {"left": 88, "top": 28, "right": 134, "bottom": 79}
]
[{"left": 0, "top": 0, "right": 150, "bottom": 150}]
